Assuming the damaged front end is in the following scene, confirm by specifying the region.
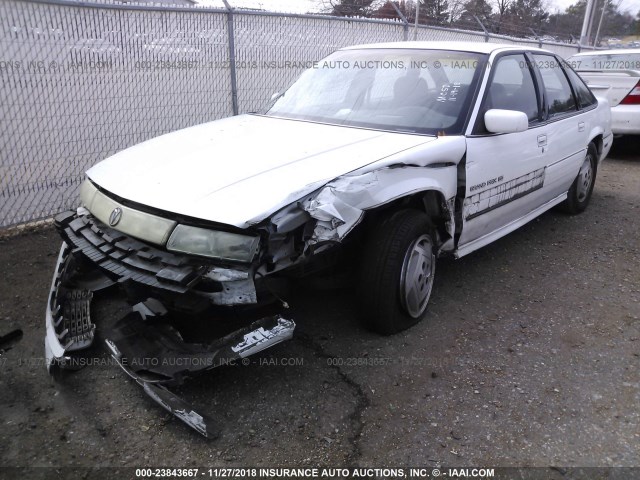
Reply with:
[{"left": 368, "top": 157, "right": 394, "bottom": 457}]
[
  {"left": 45, "top": 203, "right": 296, "bottom": 437},
  {"left": 44, "top": 145, "right": 460, "bottom": 437}
]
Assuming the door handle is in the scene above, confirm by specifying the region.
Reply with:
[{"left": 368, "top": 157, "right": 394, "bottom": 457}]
[
  {"left": 578, "top": 122, "right": 585, "bottom": 132},
  {"left": 537, "top": 134, "right": 547, "bottom": 147}
]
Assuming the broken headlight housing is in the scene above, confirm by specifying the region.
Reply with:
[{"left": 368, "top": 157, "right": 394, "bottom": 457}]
[{"left": 167, "top": 224, "right": 260, "bottom": 263}]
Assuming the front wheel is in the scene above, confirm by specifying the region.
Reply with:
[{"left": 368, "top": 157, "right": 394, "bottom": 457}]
[
  {"left": 357, "top": 210, "right": 437, "bottom": 335},
  {"left": 558, "top": 143, "right": 598, "bottom": 214}
]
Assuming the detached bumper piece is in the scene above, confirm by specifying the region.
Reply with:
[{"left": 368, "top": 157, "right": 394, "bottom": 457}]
[{"left": 105, "top": 303, "right": 295, "bottom": 438}]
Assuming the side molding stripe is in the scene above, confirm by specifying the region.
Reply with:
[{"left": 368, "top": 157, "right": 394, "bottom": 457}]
[{"left": 464, "top": 168, "right": 546, "bottom": 220}]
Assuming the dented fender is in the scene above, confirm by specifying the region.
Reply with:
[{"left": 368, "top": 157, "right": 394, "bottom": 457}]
[{"left": 300, "top": 136, "right": 466, "bottom": 246}]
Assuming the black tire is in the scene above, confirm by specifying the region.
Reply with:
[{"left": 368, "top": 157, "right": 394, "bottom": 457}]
[
  {"left": 558, "top": 143, "right": 598, "bottom": 214},
  {"left": 357, "top": 209, "right": 437, "bottom": 335}
]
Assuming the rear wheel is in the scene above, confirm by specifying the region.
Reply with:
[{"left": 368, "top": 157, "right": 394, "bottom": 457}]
[
  {"left": 357, "top": 210, "right": 437, "bottom": 335},
  {"left": 559, "top": 143, "right": 598, "bottom": 214}
]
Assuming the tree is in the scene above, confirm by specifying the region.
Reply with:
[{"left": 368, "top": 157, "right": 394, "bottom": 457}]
[
  {"left": 372, "top": 0, "right": 450, "bottom": 26},
  {"left": 595, "top": 0, "right": 636, "bottom": 44},
  {"left": 321, "top": 0, "right": 379, "bottom": 16},
  {"left": 502, "top": 0, "right": 549, "bottom": 36},
  {"left": 493, "top": 0, "right": 513, "bottom": 33},
  {"left": 421, "top": 0, "right": 451, "bottom": 25},
  {"left": 546, "top": 0, "right": 636, "bottom": 44},
  {"left": 372, "top": 0, "right": 412, "bottom": 19},
  {"left": 453, "top": 0, "right": 492, "bottom": 29},
  {"left": 546, "top": 1, "right": 586, "bottom": 41},
  {"left": 448, "top": 0, "right": 467, "bottom": 22}
]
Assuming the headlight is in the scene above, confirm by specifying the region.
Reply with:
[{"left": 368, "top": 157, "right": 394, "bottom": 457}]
[{"left": 167, "top": 224, "right": 260, "bottom": 262}]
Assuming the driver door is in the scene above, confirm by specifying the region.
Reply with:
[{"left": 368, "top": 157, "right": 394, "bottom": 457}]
[{"left": 457, "top": 53, "right": 549, "bottom": 256}]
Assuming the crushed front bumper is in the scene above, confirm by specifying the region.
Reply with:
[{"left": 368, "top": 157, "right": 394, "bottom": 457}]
[
  {"left": 105, "top": 305, "right": 294, "bottom": 438},
  {"left": 44, "top": 242, "right": 100, "bottom": 371},
  {"left": 44, "top": 211, "right": 296, "bottom": 437},
  {"left": 54, "top": 210, "right": 259, "bottom": 307}
]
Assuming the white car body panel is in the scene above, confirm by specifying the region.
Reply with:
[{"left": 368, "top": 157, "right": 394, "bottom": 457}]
[
  {"left": 303, "top": 159, "right": 459, "bottom": 246},
  {"left": 456, "top": 193, "right": 567, "bottom": 257},
  {"left": 87, "top": 115, "right": 436, "bottom": 228},
  {"left": 541, "top": 114, "right": 588, "bottom": 198},
  {"left": 295, "top": 135, "right": 466, "bottom": 253},
  {"left": 462, "top": 128, "right": 548, "bottom": 245}
]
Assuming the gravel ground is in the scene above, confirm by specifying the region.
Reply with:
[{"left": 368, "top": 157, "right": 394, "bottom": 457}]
[{"left": 0, "top": 137, "right": 638, "bottom": 472}]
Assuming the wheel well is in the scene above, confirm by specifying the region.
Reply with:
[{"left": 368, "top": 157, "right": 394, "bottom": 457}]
[
  {"left": 359, "top": 190, "right": 452, "bottom": 246},
  {"left": 591, "top": 135, "right": 603, "bottom": 158}
]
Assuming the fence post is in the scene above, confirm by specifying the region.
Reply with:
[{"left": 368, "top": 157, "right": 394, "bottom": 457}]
[
  {"left": 529, "top": 28, "right": 542, "bottom": 48},
  {"left": 390, "top": 2, "right": 409, "bottom": 41},
  {"left": 473, "top": 15, "right": 489, "bottom": 43},
  {"left": 222, "top": 0, "right": 239, "bottom": 116}
]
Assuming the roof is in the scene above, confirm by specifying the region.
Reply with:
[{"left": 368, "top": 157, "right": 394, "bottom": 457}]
[
  {"left": 341, "top": 41, "right": 551, "bottom": 55},
  {"left": 569, "top": 49, "right": 640, "bottom": 56}
]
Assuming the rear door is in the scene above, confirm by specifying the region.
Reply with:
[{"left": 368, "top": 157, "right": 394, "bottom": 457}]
[{"left": 531, "top": 53, "right": 589, "bottom": 200}]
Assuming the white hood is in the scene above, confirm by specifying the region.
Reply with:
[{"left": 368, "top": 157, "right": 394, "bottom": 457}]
[{"left": 87, "top": 115, "right": 435, "bottom": 228}]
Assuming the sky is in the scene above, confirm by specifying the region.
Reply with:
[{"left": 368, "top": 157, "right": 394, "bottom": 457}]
[
  {"left": 197, "top": 0, "right": 640, "bottom": 16},
  {"left": 551, "top": 0, "right": 640, "bottom": 14},
  {"left": 196, "top": 0, "right": 318, "bottom": 12}
]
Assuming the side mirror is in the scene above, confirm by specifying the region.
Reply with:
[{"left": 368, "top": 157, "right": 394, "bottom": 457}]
[{"left": 484, "top": 109, "right": 529, "bottom": 134}]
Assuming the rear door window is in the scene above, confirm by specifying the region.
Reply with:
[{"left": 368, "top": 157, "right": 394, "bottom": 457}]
[
  {"left": 533, "top": 54, "right": 578, "bottom": 118},
  {"left": 562, "top": 62, "right": 597, "bottom": 109}
]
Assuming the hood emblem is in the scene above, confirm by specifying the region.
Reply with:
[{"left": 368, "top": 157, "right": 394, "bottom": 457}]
[{"left": 109, "top": 207, "right": 123, "bottom": 227}]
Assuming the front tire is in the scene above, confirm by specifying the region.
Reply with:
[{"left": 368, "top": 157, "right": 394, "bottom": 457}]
[
  {"left": 357, "top": 210, "right": 437, "bottom": 335},
  {"left": 559, "top": 143, "right": 598, "bottom": 214}
]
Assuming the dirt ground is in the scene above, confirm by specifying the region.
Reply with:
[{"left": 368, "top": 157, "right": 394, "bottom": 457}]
[{"left": 0, "top": 137, "right": 639, "bottom": 473}]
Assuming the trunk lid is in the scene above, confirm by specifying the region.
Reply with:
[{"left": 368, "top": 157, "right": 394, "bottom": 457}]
[{"left": 577, "top": 70, "right": 640, "bottom": 107}]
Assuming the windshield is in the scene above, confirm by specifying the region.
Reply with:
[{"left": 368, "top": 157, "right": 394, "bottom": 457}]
[
  {"left": 567, "top": 53, "right": 640, "bottom": 71},
  {"left": 263, "top": 49, "right": 487, "bottom": 135}
]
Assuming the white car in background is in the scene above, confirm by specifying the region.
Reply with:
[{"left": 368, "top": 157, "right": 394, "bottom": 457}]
[
  {"left": 567, "top": 50, "right": 640, "bottom": 135},
  {"left": 45, "top": 42, "right": 613, "bottom": 437}
]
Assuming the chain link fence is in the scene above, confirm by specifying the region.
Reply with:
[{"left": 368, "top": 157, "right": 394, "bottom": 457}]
[{"left": 0, "top": 0, "right": 595, "bottom": 229}]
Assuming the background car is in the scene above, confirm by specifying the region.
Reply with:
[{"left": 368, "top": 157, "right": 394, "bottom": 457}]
[{"left": 566, "top": 49, "right": 640, "bottom": 135}]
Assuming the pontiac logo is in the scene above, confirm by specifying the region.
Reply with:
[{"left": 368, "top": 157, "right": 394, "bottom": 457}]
[{"left": 109, "top": 207, "right": 123, "bottom": 227}]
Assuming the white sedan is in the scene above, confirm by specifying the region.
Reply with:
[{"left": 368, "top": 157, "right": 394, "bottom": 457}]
[
  {"left": 45, "top": 42, "right": 612, "bottom": 436},
  {"left": 566, "top": 49, "right": 640, "bottom": 135}
]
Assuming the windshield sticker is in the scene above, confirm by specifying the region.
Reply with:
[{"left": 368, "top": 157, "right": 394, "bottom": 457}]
[{"left": 438, "top": 82, "right": 461, "bottom": 102}]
